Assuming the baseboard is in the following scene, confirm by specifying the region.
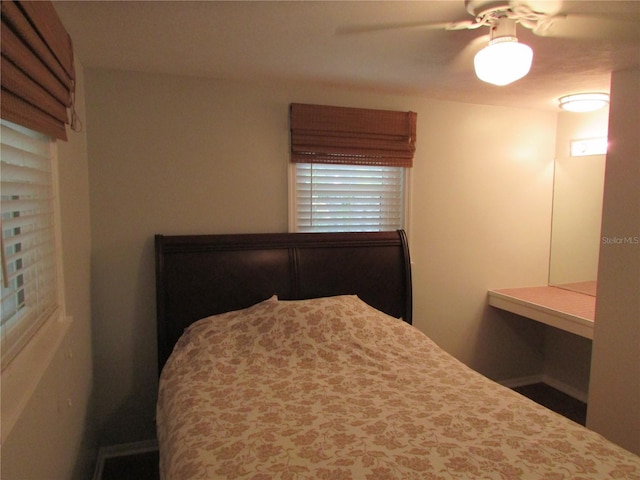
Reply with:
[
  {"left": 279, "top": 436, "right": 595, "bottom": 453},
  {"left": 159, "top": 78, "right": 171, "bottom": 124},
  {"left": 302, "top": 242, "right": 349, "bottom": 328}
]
[
  {"left": 499, "top": 374, "right": 544, "bottom": 389},
  {"left": 92, "top": 439, "right": 158, "bottom": 480},
  {"left": 499, "top": 374, "right": 588, "bottom": 404},
  {"left": 542, "top": 376, "right": 588, "bottom": 404}
]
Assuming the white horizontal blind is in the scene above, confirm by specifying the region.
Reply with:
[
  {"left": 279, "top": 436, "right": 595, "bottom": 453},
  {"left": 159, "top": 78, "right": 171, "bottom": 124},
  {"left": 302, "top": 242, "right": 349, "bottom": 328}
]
[
  {"left": 1, "top": 119, "right": 60, "bottom": 369},
  {"left": 295, "top": 163, "right": 405, "bottom": 233}
]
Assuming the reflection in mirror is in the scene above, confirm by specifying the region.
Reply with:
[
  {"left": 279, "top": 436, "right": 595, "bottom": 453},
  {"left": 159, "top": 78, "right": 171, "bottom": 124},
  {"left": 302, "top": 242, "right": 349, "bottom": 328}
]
[{"left": 548, "top": 154, "right": 606, "bottom": 296}]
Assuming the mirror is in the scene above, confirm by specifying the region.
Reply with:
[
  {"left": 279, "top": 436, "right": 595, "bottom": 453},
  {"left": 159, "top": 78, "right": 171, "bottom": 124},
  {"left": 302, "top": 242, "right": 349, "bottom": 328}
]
[
  {"left": 548, "top": 154, "right": 606, "bottom": 296},
  {"left": 548, "top": 108, "right": 609, "bottom": 297}
]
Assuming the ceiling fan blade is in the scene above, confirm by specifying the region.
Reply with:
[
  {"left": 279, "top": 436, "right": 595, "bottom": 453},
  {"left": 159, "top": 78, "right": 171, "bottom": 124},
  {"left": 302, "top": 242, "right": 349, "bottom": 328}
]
[
  {"left": 446, "top": 20, "right": 485, "bottom": 31},
  {"left": 533, "top": 14, "right": 640, "bottom": 41},
  {"left": 335, "top": 19, "right": 478, "bottom": 35}
]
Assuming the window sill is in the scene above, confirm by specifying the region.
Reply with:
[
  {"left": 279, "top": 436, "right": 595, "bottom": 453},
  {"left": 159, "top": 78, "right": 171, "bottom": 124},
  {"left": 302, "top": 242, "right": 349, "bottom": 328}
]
[{"left": 0, "top": 313, "right": 72, "bottom": 444}]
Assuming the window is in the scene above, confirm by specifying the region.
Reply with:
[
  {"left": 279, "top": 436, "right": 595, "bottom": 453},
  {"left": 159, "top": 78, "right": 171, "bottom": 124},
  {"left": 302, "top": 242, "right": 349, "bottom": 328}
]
[
  {"left": 1, "top": 120, "right": 62, "bottom": 369},
  {"left": 1, "top": 0, "right": 77, "bottom": 442},
  {"left": 292, "top": 163, "right": 407, "bottom": 233},
  {"left": 289, "top": 103, "right": 417, "bottom": 233}
]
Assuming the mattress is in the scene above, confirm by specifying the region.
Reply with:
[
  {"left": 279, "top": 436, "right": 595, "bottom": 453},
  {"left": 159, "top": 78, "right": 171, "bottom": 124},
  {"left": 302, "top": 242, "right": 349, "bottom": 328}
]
[{"left": 157, "top": 295, "right": 639, "bottom": 479}]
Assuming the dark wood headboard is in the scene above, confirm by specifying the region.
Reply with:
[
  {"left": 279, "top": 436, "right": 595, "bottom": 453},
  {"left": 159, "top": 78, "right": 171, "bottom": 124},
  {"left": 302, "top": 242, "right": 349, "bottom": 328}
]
[{"left": 155, "top": 230, "right": 412, "bottom": 372}]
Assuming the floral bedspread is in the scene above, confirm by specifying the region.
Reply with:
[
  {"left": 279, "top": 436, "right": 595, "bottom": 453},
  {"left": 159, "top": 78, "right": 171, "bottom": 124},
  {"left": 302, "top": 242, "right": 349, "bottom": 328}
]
[{"left": 157, "top": 295, "right": 639, "bottom": 479}]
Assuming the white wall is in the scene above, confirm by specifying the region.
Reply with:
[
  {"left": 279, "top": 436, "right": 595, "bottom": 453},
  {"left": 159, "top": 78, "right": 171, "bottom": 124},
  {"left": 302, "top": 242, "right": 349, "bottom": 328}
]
[
  {"left": 587, "top": 68, "right": 640, "bottom": 455},
  {"left": 84, "top": 69, "right": 556, "bottom": 443},
  {"left": 410, "top": 100, "right": 555, "bottom": 375},
  {"left": 1, "top": 64, "right": 95, "bottom": 479}
]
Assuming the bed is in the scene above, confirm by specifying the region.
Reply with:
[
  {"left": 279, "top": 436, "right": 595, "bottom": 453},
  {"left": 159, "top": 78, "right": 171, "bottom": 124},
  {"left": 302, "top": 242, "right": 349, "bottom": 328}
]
[{"left": 155, "top": 230, "right": 639, "bottom": 479}]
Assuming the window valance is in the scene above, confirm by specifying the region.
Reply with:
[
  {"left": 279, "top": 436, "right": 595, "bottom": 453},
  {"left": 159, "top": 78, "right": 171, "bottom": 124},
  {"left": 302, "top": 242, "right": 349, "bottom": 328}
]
[
  {"left": 1, "top": 0, "right": 77, "bottom": 140},
  {"left": 290, "top": 103, "right": 417, "bottom": 168}
]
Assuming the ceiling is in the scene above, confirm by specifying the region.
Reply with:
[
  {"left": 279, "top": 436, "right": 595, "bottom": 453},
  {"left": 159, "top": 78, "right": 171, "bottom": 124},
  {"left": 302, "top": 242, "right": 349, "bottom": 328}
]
[{"left": 54, "top": 0, "right": 640, "bottom": 111}]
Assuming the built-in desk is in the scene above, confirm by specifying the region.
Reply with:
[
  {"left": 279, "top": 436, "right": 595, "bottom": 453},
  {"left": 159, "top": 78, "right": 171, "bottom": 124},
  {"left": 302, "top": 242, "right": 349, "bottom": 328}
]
[{"left": 488, "top": 285, "right": 595, "bottom": 339}]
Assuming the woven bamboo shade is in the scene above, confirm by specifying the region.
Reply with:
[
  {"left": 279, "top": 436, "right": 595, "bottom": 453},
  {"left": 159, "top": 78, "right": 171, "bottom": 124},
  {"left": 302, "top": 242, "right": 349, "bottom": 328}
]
[
  {"left": 290, "top": 103, "right": 417, "bottom": 168},
  {"left": 1, "top": 1, "right": 76, "bottom": 140}
]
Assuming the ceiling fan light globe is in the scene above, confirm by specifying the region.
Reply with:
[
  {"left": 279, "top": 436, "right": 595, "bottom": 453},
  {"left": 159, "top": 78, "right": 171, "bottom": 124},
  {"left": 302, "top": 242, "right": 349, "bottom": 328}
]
[{"left": 473, "top": 39, "right": 533, "bottom": 86}]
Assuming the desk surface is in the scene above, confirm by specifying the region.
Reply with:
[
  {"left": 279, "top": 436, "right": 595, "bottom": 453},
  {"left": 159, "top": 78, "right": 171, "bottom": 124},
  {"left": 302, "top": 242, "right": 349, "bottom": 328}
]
[{"left": 488, "top": 285, "right": 595, "bottom": 339}]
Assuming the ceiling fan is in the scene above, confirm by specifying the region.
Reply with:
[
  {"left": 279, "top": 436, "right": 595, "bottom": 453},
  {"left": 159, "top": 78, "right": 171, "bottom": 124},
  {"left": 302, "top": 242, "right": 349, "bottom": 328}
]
[
  {"left": 338, "top": 0, "right": 640, "bottom": 87},
  {"left": 456, "top": 0, "right": 559, "bottom": 85},
  {"left": 437, "top": 1, "right": 567, "bottom": 34}
]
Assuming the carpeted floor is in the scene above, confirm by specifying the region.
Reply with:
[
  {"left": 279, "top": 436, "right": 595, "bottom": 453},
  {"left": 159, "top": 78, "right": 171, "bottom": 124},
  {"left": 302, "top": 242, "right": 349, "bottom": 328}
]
[
  {"left": 100, "top": 448, "right": 159, "bottom": 480},
  {"left": 513, "top": 382, "right": 587, "bottom": 425}
]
